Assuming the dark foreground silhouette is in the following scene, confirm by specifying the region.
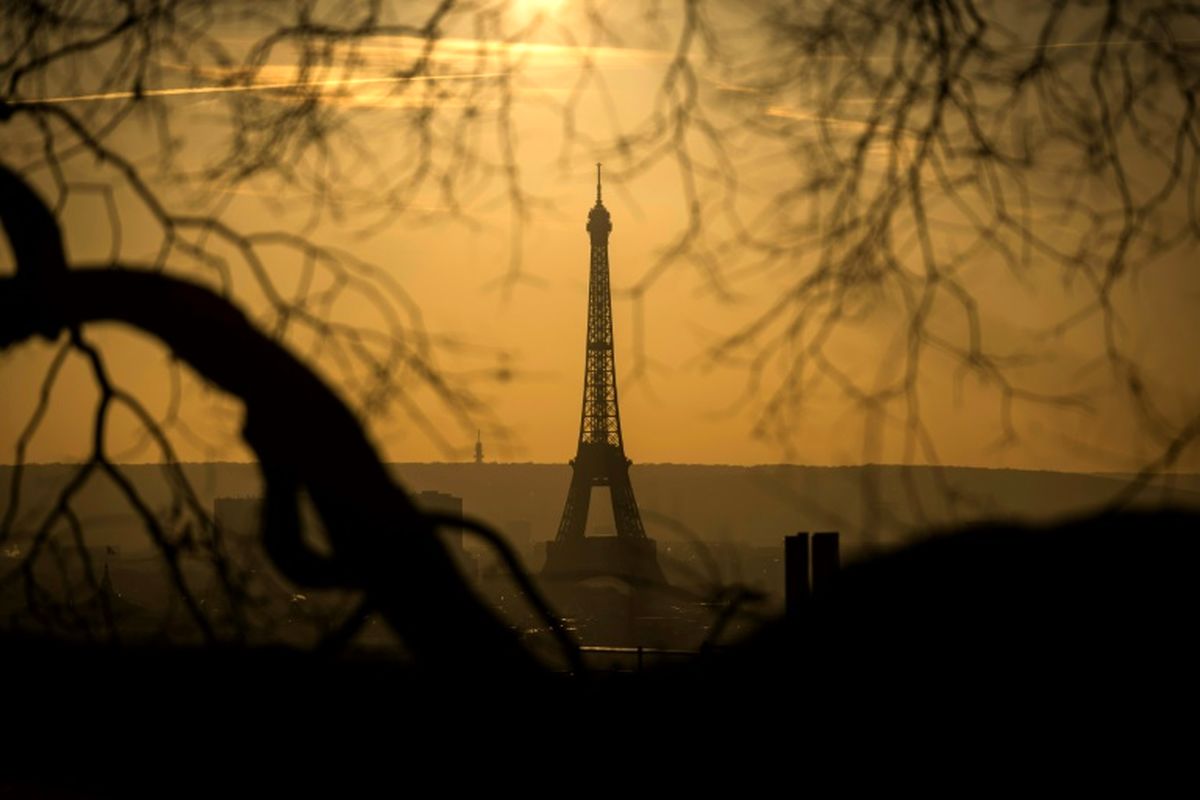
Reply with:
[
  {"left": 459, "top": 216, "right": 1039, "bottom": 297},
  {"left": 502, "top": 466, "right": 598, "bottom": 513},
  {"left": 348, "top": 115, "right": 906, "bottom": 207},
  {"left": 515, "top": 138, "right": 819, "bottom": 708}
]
[{"left": 5, "top": 506, "right": 1197, "bottom": 792}]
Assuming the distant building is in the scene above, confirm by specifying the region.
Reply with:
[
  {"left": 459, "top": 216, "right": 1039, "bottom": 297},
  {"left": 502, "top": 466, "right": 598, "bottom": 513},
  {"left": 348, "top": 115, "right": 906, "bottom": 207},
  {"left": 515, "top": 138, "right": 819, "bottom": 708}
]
[
  {"left": 414, "top": 490, "right": 464, "bottom": 552},
  {"left": 474, "top": 430, "right": 484, "bottom": 464},
  {"left": 504, "top": 519, "right": 532, "bottom": 553},
  {"left": 214, "top": 491, "right": 475, "bottom": 576},
  {"left": 213, "top": 496, "right": 262, "bottom": 538},
  {"left": 414, "top": 490, "right": 479, "bottom": 580},
  {"left": 88, "top": 558, "right": 145, "bottom": 624}
]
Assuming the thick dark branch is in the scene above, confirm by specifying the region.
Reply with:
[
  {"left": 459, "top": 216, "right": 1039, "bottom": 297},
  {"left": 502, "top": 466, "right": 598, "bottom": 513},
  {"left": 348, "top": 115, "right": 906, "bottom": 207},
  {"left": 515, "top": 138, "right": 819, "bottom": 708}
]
[
  {"left": 0, "top": 265, "right": 540, "bottom": 671},
  {"left": 0, "top": 155, "right": 542, "bottom": 670},
  {"left": 0, "top": 162, "right": 67, "bottom": 281}
]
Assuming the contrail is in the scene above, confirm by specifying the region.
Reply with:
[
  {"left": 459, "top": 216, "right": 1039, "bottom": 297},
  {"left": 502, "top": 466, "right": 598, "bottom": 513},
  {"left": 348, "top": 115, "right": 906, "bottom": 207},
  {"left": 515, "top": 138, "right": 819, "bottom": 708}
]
[
  {"left": 11, "top": 71, "right": 509, "bottom": 106},
  {"left": 1033, "top": 36, "right": 1200, "bottom": 50}
]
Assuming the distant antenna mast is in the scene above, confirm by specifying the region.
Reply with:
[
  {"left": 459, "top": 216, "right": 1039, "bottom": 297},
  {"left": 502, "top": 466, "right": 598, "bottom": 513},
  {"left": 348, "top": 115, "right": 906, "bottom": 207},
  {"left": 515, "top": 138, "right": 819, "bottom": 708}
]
[
  {"left": 596, "top": 162, "right": 602, "bottom": 205},
  {"left": 474, "top": 430, "right": 484, "bottom": 464}
]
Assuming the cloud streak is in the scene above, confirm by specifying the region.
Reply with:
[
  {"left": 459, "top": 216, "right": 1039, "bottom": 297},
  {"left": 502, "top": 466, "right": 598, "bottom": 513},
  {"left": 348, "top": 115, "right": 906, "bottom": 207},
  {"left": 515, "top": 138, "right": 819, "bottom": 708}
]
[{"left": 11, "top": 71, "right": 512, "bottom": 107}]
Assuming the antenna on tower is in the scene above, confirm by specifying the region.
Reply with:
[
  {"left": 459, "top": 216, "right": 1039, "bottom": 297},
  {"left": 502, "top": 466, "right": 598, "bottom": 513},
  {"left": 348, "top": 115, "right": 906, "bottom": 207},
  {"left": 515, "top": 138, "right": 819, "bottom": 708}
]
[{"left": 596, "top": 162, "right": 602, "bottom": 204}]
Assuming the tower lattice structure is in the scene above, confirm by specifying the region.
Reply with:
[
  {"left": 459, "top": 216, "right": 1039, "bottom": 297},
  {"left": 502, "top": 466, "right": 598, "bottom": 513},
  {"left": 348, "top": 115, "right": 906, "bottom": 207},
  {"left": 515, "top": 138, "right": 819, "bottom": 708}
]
[{"left": 555, "top": 164, "right": 648, "bottom": 543}]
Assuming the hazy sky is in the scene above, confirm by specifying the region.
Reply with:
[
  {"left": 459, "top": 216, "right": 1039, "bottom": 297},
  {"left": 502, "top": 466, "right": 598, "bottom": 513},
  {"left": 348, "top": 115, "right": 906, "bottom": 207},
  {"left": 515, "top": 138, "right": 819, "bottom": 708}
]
[{"left": 3, "top": 0, "right": 1198, "bottom": 472}]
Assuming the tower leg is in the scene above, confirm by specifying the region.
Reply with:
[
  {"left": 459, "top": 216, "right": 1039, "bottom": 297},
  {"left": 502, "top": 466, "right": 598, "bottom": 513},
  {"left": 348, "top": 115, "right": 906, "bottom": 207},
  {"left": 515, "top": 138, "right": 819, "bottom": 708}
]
[
  {"left": 608, "top": 466, "right": 646, "bottom": 539},
  {"left": 556, "top": 465, "right": 593, "bottom": 540}
]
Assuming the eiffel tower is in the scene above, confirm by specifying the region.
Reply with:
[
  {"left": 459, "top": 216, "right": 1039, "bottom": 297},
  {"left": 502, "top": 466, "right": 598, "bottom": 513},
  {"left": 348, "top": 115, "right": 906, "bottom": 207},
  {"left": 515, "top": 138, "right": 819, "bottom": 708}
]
[{"left": 542, "top": 165, "right": 665, "bottom": 585}]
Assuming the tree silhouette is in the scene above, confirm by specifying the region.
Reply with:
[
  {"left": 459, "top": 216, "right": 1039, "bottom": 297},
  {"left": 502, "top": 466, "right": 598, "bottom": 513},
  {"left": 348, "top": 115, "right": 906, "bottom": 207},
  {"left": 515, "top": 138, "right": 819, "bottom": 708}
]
[
  {"left": 2, "top": 0, "right": 1198, "bottom": 665},
  {"left": 707, "top": 1, "right": 1200, "bottom": 476},
  {"left": 0, "top": 0, "right": 587, "bottom": 669}
]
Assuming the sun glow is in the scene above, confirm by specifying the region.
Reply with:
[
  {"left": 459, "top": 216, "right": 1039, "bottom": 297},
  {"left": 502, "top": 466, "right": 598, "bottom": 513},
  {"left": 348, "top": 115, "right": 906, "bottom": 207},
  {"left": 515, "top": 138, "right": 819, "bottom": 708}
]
[{"left": 516, "top": 0, "right": 568, "bottom": 20}]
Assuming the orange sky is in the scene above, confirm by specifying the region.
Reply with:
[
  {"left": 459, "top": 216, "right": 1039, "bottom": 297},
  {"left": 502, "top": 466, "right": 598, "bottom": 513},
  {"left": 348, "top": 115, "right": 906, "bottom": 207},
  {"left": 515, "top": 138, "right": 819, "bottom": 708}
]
[{"left": 3, "top": 1, "right": 1198, "bottom": 473}]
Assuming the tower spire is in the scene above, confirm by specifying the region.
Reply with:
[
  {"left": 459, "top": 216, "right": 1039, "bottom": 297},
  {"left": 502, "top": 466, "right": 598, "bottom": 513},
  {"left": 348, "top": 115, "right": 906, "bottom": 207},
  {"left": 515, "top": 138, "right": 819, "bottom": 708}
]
[{"left": 596, "top": 162, "right": 602, "bottom": 205}]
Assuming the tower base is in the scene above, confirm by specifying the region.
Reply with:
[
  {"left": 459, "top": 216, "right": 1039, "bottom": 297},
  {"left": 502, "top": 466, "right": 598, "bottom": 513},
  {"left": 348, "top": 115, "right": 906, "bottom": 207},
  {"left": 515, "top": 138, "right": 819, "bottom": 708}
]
[{"left": 541, "top": 537, "right": 666, "bottom": 586}]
